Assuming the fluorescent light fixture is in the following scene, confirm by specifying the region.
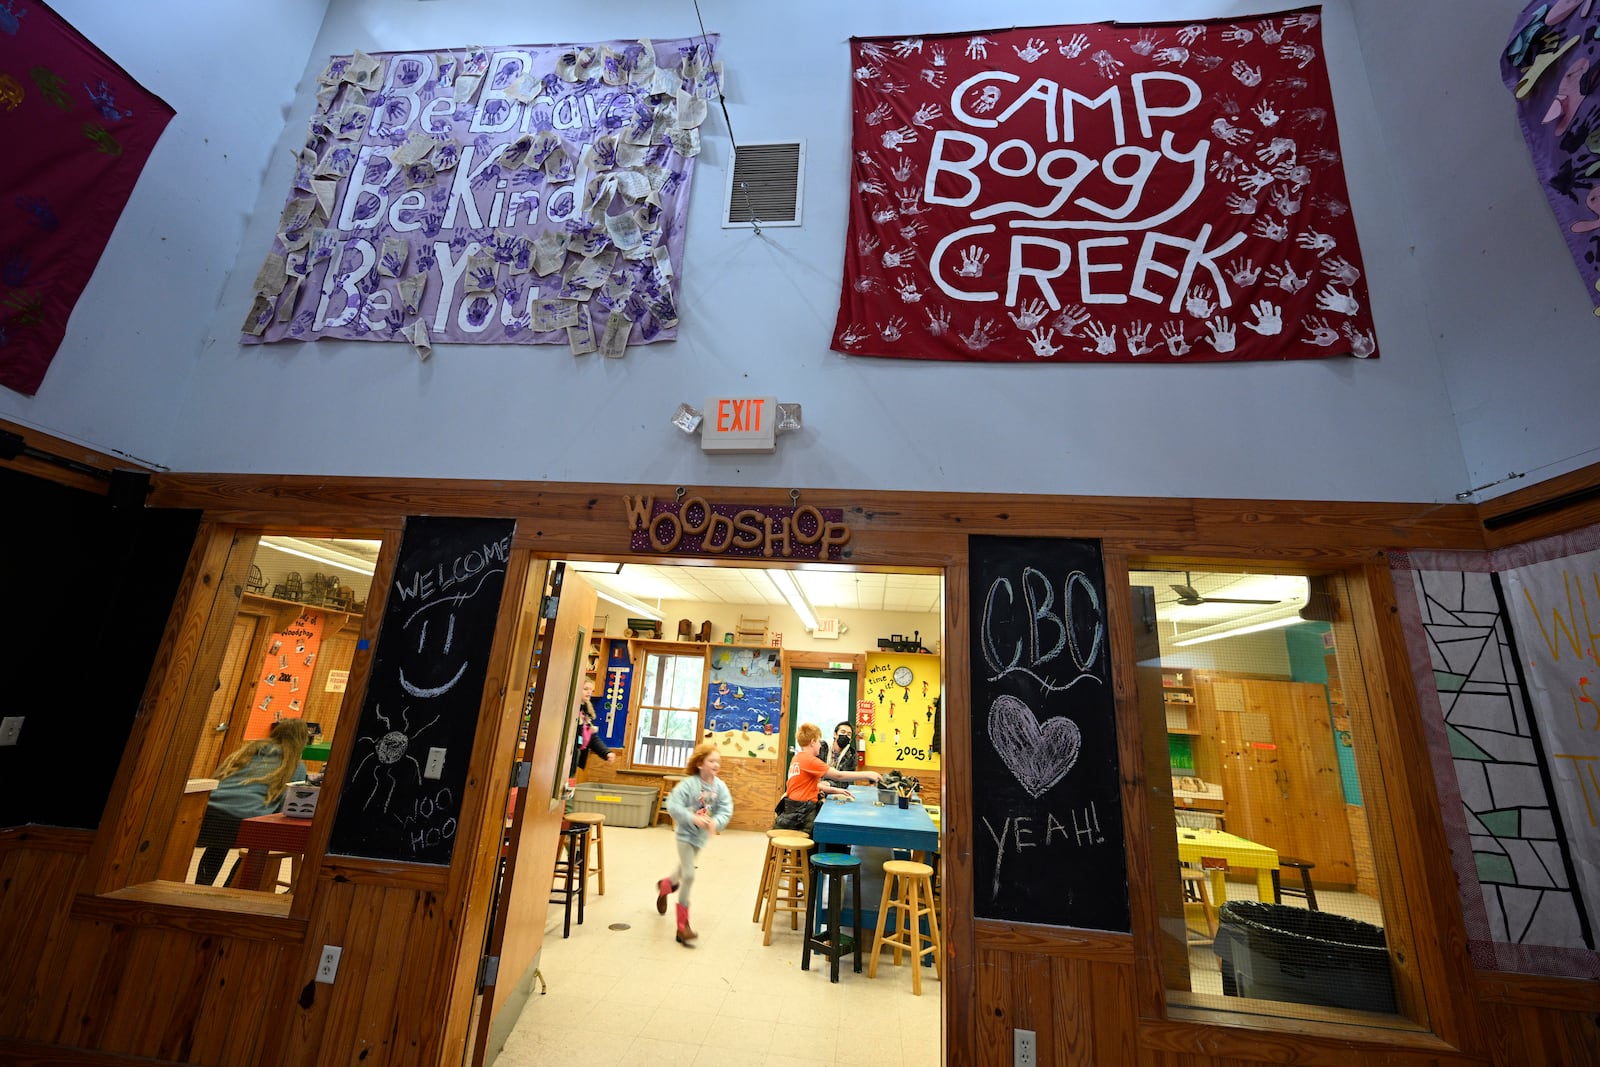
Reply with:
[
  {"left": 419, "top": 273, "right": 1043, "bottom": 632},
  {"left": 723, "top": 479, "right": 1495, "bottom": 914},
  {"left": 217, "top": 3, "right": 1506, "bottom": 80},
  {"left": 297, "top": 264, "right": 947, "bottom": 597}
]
[
  {"left": 768, "top": 569, "right": 819, "bottom": 632},
  {"left": 1172, "top": 614, "right": 1303, "bottom": 647},
  {"left": 567, "top": 561, "right": 624, "bottom": 574},
  {"left": 594, "top": 588, "right": 664, "bottom": 622},
  {"left": 260, "top": 537, "right": 376, "bottom": 576}
]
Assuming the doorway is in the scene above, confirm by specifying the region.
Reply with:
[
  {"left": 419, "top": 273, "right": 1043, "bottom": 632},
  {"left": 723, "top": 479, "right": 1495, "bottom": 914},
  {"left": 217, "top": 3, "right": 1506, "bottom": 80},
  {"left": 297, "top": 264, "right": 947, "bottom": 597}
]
[{"left": 787, "top": 667, "right": 858, "bottom": 764}]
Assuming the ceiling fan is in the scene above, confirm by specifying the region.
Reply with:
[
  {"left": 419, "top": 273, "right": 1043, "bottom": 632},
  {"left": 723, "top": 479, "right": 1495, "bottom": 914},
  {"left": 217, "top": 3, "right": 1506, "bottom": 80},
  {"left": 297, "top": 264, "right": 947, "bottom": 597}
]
[{"left": 1169, "top": 572, "right": 1281, "bottom": 607}]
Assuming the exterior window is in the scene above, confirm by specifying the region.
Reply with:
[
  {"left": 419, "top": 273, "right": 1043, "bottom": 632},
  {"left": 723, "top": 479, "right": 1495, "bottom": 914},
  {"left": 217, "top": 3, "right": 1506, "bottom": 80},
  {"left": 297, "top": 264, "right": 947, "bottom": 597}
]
[
  {"left": 1132, "top": 567, "right": 1424, "bottom": 1029},
  {"left": 630, "top": 648, "right": 706, "bottom": 768}
]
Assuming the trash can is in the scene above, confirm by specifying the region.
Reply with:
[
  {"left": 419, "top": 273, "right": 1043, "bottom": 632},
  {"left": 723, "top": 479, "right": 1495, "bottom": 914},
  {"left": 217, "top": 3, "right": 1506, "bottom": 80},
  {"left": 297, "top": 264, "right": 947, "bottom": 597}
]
[{"left": 1212, "top": 901, "right": 1396, "bottom": 1014}]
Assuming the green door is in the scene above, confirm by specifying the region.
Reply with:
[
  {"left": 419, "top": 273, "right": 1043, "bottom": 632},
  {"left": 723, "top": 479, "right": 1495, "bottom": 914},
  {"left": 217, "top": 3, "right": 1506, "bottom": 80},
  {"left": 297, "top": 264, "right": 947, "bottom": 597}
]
[{"left": 786, "top": 668, "right": 858, "bottom": 764}]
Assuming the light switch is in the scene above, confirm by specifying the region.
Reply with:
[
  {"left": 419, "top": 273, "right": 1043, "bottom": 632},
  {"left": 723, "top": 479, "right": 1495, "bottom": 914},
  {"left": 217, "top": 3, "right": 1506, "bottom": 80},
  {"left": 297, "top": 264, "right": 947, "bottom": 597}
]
[
  {"left": 0, "top": 717, "right": 23, "bottom": 746},
  {"left": 424, "top": 747, "right": 446, "bottom": 779}
]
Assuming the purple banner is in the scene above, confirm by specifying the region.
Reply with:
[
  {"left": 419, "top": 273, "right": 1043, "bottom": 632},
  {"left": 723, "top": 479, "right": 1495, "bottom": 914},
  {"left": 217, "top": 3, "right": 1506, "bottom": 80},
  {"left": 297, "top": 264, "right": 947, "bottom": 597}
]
[
  {"left": 1503, "top": 3, "right": 1600, "bottom": 313},
  {"left": 242, "top": 37, "right": 715, "bottom": 356}
]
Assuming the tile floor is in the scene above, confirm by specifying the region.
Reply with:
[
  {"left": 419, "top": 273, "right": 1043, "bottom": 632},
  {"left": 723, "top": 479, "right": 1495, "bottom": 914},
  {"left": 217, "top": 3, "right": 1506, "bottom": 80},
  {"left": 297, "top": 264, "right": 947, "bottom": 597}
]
[{"left": 491, "top": 824, "right": 943, "bottom": 1067}]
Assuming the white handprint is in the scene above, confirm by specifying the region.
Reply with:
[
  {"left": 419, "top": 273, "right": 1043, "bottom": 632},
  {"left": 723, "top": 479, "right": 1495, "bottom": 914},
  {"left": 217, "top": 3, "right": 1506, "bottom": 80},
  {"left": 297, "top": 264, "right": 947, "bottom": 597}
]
[
  {"left": 1252, "top": 217, "right": 1290, "bottom": 242},
  {"left": 895, "top": 277, "right": 923, "bottom": 303},
  {"left": 966, "top": 36, "right": 990, "bottom": 60},
  {"left": 858, "top": 179, "right": 886, "bottom": 196},
  {"left": 1276, "top": 76, "right": 1309, "bottom": 95},
  {"left": 1155, "top": 46, "right": 1191, "bottom": 67},
  {"left": 1184, "top": 285, "right": 1217, "bottom": 319},
  {"left": 1281, "top": 44, "right": 1317, "bottom": 69},
  {"left": 892, "top": 38, "right": 923, "bottom": 57},
  {"left": 1258, "top": 20, "right": 1284, "bottom": 45},
  {"left": 881, "top": 127, "right": 918, "bottom": 152},
  {"left": 1160, "top": 322, "right": 1191, "bottom": 356},
  {"left": 857, "top": 235, "right": 880, "bottom": 256},
  {"left": 1285, "top": 13, "right": 1321, "bottom": 32},
  {"left": 890, "top": 157, "right": 913, "bottom": 183},
  {"left": 1084, "top": 321, "right": 1117, "bottom": 355},
  {"left": 1231, "top": 61, "right": 1262, "bottom": 87},
  {"left": 1220, "top": 27, "right": 1254, "bottom": 46},
  {"left": 1271, "top": 189, "right": 1301, "bottom": 215},
  {"left": 1177, "top": 24, "right": 1207, "bottom": 46},
  {"left": 920, "top": 68, "right": 946, "bottom": 88},
  {"left": 840, "top": 324, "right": 868, "bottom": 347},
  {"left": 1211, "top": 116, "right": 1253, "bottom": 144},
  {"left": 851, "top": 276, "right": 879, "bottom": 293},
  {"left": 1308, "top": 147, "right": 1341, "bottom": 165},
  {"left": 1342, "top": 323, "right": 1376, "bottom": 358},
  {"left": 896, "top": 186, "right": 923, "bottom": 214},
  {"left": 1226, "top": 193, "right": 1258, "bottom": 215},
  {"left": 972, "top": 86, "right": 1002, "bottom": 113},
  {"left": 870, "top": 207, "right": 899, "bottom": 225},
  {"left": 1302, "top": 316, "right": 1338, "bottom": 346},
  {"left": 925, "top": 306, "right": 951, "bottom": 336},
  {"left": 1243, "top": 300, "right": 1283, "bottom": 336},
  {"left": 1253, "top": 100, "right": 1280, "bottom": 127},
  {"left": 1008, "top": 298, "right": 1049, "bottom": 330},
  {"left": 1321, "top": 256, "right": 1361, "bottom": 285},
  {"left": 1265, "top": 262, "right": 1308, "bottom": 291},
  {"left": 857, "top": 151, "right": 876, "bottom": 168},
  {"left": 1051, "top": 304, "right": 1091, "bottom": 336},
  {"left": 1125, "top": 321, "right": 1155, "bottom": 356},
  {"left": 865, "top": 102, "right": 893, "bottom": 126},
  {"left": 1194, "top": 54, "right": 1225, "bottom": 71},
  {"left": 878, "top": 315, "right": 906, "bottom": 341},
  {"left": 912, "top": 102, "right": 944, "bottom": 128},
  {"left": 899, "top": 220, "right": 924, "bottom": 240},
  {"left": 1204, "top": 317, "right": 1237, "bottom": 353},
  {"left": 853, "top": 64, "right": 881, "bottom": 84},
  {"left": 1027, "top": 328, "right": 1061, "bottom": 358},
  {"left": 1293, "top": 107, "right": 1328, "bottom": 130},
  {"left": 881, "top": 246, "right": 913, "bottom": 268},
  {"left": 878, "top": 78, "right": 907, "bottom": 95},
  {"left": 1239, "top": 167, "right": 1276, "bottom": 195},
  {"left": 1131, "top": 31, "right": 1160, "bottom": 57},
  {"left": 1275, "top": 161, "right": 1313, "bottom": 187},
  {"left": 1228, "top": 258, "right": 1261, "bottom": 286},
  {"left": 1315, "top": 195, "right": 1349, "bottom": 217},
  {"left": 1059, "top": 33, "right": 1090, "bottom": 58},
  {"left": 1316, "top": 285, "right": 1360, "bottom": 315},
  {"left": 957, "top": 246, "right": 989, "bottom": 278},
  {"left": 859, "top": 43, "right": 887, "bottom": 62},
  {"left": 1209, "top": 151, "right": 1245, "bottom": 179},
  {"left": 1014, "top": 38, "right": 1048, "bottom": 63},
  {"left": 1296, "top": 230, "right": 1337, "bottom": 256},
  {"left": 1092, "top": 50, "right": 1123, "bottom": 79},
  {"left": 962, "top": 317, "right": 998, "bottom": 350},
  {"left": 1256, "top": 136, "right": 1297, "bottom": 163},
  {"left": 932, "top": 45, "right": 946, "bottom": 67}
]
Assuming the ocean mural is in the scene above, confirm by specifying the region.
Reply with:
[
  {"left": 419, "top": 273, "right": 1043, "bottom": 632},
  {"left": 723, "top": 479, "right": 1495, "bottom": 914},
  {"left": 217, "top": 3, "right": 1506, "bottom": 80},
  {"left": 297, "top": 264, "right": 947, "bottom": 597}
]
[{"left": 703, "top": 644, "right": 783, "bottom": 760}]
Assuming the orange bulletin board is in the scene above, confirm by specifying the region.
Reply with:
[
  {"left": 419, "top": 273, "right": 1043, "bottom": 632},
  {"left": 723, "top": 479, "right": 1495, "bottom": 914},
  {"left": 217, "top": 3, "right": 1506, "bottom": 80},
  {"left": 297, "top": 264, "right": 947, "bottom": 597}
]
[{"left": 244, "top": 610, "right": 326, "bottom": 738}]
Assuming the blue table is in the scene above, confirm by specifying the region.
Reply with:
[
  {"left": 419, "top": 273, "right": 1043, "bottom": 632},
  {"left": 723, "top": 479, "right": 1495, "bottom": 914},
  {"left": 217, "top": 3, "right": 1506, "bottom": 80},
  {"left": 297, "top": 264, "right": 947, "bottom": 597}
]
[{"left": 810, "top": 786, "right": 939, "bottom": 938}]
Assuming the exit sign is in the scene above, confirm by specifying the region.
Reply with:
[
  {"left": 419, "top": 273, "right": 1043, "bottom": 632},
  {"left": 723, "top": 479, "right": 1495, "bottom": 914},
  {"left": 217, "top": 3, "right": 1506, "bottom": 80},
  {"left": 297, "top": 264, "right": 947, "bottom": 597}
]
[{"left": 702, "top": 395, "right": 776, "bottom": 453}]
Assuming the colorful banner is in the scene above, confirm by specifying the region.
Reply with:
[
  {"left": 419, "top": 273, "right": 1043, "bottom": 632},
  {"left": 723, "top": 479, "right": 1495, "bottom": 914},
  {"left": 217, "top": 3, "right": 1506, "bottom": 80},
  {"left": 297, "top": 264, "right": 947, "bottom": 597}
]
[
  {"left": 243, "top": 37, "right": 716, "bottom": 358},
  {"left": 0, "top": 1, "right": 174, "bottom": 395},
  {"left": 245, "top": 610, "right": 327, "bottom": 739},
  {"left": 1502, "top": 2, "right": 1600, "bottom": 315},
  {"left": 705, "top": 644, "right": 782, "bottom": 761},
  {"left": 832, "top": 8, "right": 1377, "bottom": 363}
]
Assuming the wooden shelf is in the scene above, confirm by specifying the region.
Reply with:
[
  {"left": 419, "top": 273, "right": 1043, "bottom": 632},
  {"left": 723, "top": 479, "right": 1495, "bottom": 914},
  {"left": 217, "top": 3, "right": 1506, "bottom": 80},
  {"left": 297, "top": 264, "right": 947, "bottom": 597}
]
[{"left": 1167, "top": 727, "right": 1201, "bottom": 736}]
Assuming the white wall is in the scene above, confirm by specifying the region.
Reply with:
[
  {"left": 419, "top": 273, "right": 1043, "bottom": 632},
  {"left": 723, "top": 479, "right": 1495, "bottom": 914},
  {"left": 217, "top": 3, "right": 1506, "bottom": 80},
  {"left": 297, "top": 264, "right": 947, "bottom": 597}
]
[
  {"left": 1347, "top": 0, "right": 1600, "bottom": 502},
  {"left": 13, "top": 1, "right": 1581, "bottom": 507},
  {"left": 633, "top": 598, "right": 940, "bottom": 656}
]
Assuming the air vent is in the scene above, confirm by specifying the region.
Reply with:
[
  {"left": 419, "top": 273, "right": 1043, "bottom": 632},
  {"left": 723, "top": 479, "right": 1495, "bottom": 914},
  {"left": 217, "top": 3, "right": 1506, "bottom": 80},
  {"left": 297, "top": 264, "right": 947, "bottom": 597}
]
[{"left": 723, "top": 140, "right": 804, "bottom": 228}]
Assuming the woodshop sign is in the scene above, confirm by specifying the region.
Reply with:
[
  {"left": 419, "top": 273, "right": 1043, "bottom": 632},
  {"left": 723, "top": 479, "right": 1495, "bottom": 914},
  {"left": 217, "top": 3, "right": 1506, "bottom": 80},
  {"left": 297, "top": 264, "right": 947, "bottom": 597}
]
[{"left": 625, "top": 495, "right": 851, "bottom": 560}]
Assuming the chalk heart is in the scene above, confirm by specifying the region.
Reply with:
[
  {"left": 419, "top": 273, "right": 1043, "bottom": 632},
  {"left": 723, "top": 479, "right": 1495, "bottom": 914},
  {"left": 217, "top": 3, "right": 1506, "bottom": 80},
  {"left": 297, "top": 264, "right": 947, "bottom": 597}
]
[{"left": 988, "top": 694, "right": 1081, "bottom": 799}]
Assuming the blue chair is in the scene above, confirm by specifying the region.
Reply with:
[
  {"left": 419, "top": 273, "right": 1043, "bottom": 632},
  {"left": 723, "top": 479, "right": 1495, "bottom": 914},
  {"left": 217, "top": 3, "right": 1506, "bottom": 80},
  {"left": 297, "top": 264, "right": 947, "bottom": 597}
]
[{"left": 802, "top": 852, "right": 863, "bottom": 983}]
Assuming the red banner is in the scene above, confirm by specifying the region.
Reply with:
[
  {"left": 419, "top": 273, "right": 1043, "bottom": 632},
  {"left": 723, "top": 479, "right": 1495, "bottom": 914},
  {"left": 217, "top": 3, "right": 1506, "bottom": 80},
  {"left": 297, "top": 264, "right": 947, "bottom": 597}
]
[
  {"left": 0, "top": 2, "right": 173, "bottom": 395},
  {"left": 832, "top": 8, "right": 1377, "bottom": 363}
]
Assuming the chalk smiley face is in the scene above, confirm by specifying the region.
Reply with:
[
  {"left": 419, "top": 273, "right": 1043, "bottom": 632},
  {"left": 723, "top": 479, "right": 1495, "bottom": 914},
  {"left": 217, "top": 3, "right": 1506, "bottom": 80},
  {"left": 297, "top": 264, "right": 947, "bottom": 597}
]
[{"left": 987, "top": 693, "right": 1082, "bottom": 798}]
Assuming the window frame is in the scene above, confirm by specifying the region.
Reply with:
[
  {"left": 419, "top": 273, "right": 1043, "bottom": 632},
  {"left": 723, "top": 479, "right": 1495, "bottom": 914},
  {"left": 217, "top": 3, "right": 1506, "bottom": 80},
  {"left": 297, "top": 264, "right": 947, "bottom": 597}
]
[{"left": 626, "top": 641, "right": 709, "bottom": 771}]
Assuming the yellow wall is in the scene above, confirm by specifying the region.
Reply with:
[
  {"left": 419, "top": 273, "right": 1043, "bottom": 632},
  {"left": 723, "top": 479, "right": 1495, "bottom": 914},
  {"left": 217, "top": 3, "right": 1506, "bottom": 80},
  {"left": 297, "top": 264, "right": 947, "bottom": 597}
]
[{"left": 861, "top": 652, "right": 941, "bottom": 771}]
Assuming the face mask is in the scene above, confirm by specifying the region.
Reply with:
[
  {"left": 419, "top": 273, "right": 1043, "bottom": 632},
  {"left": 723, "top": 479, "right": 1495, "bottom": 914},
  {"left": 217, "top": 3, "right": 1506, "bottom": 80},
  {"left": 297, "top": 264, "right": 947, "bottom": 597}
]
[{"left": 836, "top": 735, "right": 850, "bottom": 746}]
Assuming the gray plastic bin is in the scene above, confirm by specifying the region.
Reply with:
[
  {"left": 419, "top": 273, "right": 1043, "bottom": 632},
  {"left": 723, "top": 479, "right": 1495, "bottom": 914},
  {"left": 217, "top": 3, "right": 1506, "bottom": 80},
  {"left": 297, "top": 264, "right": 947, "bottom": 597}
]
[{"left": 1212, "top": 901, "right": 1396, "bottom": 1014}]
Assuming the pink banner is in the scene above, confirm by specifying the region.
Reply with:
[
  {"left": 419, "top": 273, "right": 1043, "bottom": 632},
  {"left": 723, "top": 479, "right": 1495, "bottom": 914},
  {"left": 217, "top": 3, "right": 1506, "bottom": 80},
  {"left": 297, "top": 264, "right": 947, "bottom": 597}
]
[
  {"left": 832, "top": 8, "right": 1377, "bottom": 363},
  {"left": 0, "top": 1, "right": 173, "bottom": 395}
]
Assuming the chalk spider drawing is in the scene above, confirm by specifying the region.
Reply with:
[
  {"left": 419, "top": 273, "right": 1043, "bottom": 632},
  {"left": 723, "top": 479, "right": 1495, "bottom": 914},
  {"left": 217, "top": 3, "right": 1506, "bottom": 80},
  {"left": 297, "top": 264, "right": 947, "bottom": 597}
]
[{"left": 350, "top": 703, "right": 440, "bottom": 811}]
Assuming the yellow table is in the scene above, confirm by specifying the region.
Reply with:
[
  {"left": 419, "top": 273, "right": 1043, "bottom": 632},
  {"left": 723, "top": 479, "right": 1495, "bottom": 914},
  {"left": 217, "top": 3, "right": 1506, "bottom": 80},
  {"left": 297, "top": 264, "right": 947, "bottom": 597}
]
[{"left": 1176, "top": 827, "right": 1279, "bottom": 904}]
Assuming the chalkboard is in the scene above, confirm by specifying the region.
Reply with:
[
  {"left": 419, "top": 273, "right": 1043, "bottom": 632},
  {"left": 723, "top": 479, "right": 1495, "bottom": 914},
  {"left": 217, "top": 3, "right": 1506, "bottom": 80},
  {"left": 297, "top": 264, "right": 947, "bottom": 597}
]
[
  {"left": 968, "top": 535, "right": 1129, "bottom": 932},
  {"left": 327, "top": 516, "right": 515, "bottom": 865}
]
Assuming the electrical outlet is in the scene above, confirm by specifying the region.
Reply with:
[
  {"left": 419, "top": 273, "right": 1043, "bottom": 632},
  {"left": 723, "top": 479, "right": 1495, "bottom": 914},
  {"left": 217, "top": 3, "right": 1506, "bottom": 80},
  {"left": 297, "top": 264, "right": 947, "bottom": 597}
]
[
  {"left": 316, "top": 945, "right": 342, "bottom": 984},
  {"left": 0, "top": 717, "right": 23, "bottom": 746},
  {"left": 424, "top": 747, "right": 446, "bottom": 779},
  {"left": 1014, "top": 1028, "right": 1037, "bottom": 1067}
]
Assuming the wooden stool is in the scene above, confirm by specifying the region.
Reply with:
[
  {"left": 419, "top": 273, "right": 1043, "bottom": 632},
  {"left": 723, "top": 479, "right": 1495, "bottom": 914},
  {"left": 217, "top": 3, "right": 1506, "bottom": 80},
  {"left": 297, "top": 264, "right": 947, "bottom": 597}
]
[
  {"left": 1273, "top": 857, "right": 1318, "bottom": 910},
  {"left": 656, "top": 776, "right": 685, "bottom": 827},
  {"left": 802, "top": 852, "right": 863, "bottom": 983},
  {"left": 760, "top": 834, "right": 813, "bottom": 946},
  {"left": 869, "top": 859, "right": 941, "bottom": 995},
  {"left": 753, "top": 828, "right": 793, "bottom": 924},
  {"left": 549, "top": 823, "right": 589, "bottom": 938},
  {"left": 1180, "top": 866, "right": 1217, "bottom": 941},
  {"left": 564, "top": 812, "right": 605, "bottom": 896}
]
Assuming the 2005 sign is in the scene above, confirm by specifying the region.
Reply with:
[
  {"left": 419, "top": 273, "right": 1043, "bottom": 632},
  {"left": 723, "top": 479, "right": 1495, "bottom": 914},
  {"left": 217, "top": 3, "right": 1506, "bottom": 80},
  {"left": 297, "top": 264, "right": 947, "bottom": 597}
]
[{"left": 895, "top": 745, "right": 929, "bottom": 763}]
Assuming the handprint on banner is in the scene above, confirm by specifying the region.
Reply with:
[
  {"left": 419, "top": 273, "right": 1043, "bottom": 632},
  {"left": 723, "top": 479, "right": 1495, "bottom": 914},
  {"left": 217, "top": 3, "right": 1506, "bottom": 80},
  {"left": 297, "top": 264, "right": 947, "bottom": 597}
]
[
  {"left": 865, "top": 102, "right": 892, "bottom": 126},
  {"left": 1293, "top": 107, "right": 1327, "bottom": 130},
  {"left": 1253, "top": 216, "right": 1290, "bottom": 241},
  {"left": 1320, "top": 256, "right": 1361, "bottom": 285},
  {"left": 899, "top": 220, "right": 925, "bottom": 240},
  {"left": 878, "top": 316, "right": 906, "bottom": 341},
  {"left": 1131, "top": 31, "right": 1160, "bottom": 57},
  {"left": 972, "top": 85, "right": 1002, "bottom": 113},
  {"left": 858, "top": 178, "right": 886, "bottom": 196},
  {"left": 857, "top": 234, "right": 880, "bottom": 256},
  {"left": 881, "top": 126, "right": 918, "bottom": 151},
  {"left": 1204, "top": 317, "right": 1237, "bottom": 353},
  {"left": 1155, "top": 47, "right": 1192, "bottom": 67},
  {"left": 1177, "top": 24, "right": 1207, "bottom": 46},
  {"left": 1051, "top": 304, "right": 1091, "bottom": 336},
  {"left": 895, "top": 277, "right": 923, "bottom": 302},
  {"left": 1302, "top": 316, "right": 1339, "bottom": 346},
  {"left": 1232, "top": 61, "right": 1263, "bottom": 86},
  {"left": 931, "top": 45, "right": 946, "bottom": 67},
  {"left": 1259, "top": 20, "right": 1284, "bottom": 45},
  {"left": 852, "top": 276, "right": 880, "bottom": 293},
  {"left": 1281, "top": 43, "right": 1318, "bottom": 69},
  {"left": 1124, "top": 321, "right": 1155, "bottom": 356},
  {"left": 962, "top": 317, "right": 999, "bottom": 350},
  {"left": 1014, "top": 38, "right": 1048, "bottom": 63},
  {"left": 840, "top": 324, "right": 868, "bottom": 347},
  {"left": 1211, "top": 116, "right": 1253, "bottom": 143},
  {"left": 1008, "top": 298, "right": 1049, "bottom": 330},
  {"left": 1315, "top": 285, "right": 1360, "bottom": 315},
  {"left": 1342, "top": 323, "right": 1376, "bottom": 358},
  {"left": 966, "top": 36, "right": 990, "bottom": 60},
  {"left": 1221, "top": 27, "right": 1255, "bottom": 46},
  {"left": 912, "top": 102, "right": 943, "bottom": 128},
  {"left": 1284, "top": 12, "right": 1320, "bottom": 32},
  {"left": 1253, "top": 100, "right": 1280, "bottom": 126},
  {"left": 892, "top": 38, "right": 923, "bottom": 57},
  {"left": 890, "top": 157, "right": 913, "bottom": 182},
  {"left": 1296, "top": 230, "right": 1337, "bottom": 256},
  {"left": 859, "top": 42, "right": 887, "bottom": 62},
  {"left": 896, "top": 186, "right": 925, "bottom": 214},
  {"left": 1265, "top": 262, "right": 1309, "bottom": 292},
  {"left": 1083, "top": 321, "right": 1118, "bottom": 355},
  {"left": 1184, "top": 285, "right": 1217, "bottom": 318},
  {"left": 925, "top": 306, "right": 951, "bottom": 336},
  {"left": 1243, "top": 301, "right": 1283, "bottom": 336},
  {"left": 1160, "top": 322, "right": 1191, "bottom": 356},
  {"left": 854, "top": 64, "right": 880, "bottom": 84},
  {"left": 881, "top": 245, "right": 913, "bottom": 268},
  {"left": 870, "top": 206, "right": 898, "bottom": 224},
  {"left": 1210, "top": 151, "right": 1245, "bottom": 179},
  {"left": 1092, "top": 50, "right": 1123, "bottom": 79},
  {"left": 1271, "top": 188, "right": 1302, "bottom": 215},
  {"left": 1228, "top": 258, "right": 1261, "bottom": 286},
  {"left": 1058, "top": 33, "right": 1090, "bottom": 58},
  {"left": 921, "top": 68, "right": 946, "bottom": 88},
  {"left": 1027, "top": 327, "right": 1061, "bottom": 357},
  {"left": 1239, "top": 167, "right": 1276, "bottom": 195}
]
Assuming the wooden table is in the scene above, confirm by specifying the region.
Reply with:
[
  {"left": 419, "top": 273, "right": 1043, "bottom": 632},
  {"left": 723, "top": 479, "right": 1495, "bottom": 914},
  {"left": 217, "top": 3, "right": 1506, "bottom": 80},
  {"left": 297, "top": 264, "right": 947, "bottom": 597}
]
[
  {"left": 235, "top": 812, "right": 312, "bottom": 892},
  {"left": 1176, "top": 827, "right": 1278, "bottom": 904},
  {"left": 810, "top": 786, "right": 940, "bottom": 934}
]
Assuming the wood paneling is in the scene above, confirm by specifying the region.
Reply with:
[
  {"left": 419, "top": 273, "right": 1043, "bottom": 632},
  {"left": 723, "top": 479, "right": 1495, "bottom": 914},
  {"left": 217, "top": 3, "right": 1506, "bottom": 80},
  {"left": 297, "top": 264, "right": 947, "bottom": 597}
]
[{"left": 9, "top": 469, "right": 1600, "bottom": 1067}]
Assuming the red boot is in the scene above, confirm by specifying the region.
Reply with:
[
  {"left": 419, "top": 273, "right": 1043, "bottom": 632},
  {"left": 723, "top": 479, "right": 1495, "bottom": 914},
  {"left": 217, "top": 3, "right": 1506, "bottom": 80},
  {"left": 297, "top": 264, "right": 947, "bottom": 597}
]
[
  {"left": 656, "top": 878, "right": 672, "bottom": 914},
  {"left": 675, "top": 903, "right": 697, "bottom": 946}
]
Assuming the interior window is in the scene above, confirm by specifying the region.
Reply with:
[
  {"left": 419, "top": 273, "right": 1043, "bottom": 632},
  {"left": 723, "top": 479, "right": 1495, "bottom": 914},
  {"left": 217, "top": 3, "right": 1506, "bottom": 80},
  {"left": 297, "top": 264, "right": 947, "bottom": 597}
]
[
  {"left": 161, "top": 533, "right": 379, "bottom": 894},
  {"left": 1132, "top": 567, "right": 1422, "bottom": 1029},
  {"left": 629, "top": 647, "right": 707, "bottom": 768}
]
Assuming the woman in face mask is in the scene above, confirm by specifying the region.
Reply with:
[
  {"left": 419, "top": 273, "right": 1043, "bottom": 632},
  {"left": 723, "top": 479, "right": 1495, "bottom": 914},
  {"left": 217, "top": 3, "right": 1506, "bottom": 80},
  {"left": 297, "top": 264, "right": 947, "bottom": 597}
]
[{"left": 827, "top": 721, "right": 857, "bottom": 772}]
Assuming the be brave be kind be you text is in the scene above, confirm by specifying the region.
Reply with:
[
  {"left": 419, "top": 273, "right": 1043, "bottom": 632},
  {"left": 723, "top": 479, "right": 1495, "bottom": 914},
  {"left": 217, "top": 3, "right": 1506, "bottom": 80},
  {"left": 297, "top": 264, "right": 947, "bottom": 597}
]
[{"left": 980, "top": 565, "right": 1110, "bottom": 897}]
